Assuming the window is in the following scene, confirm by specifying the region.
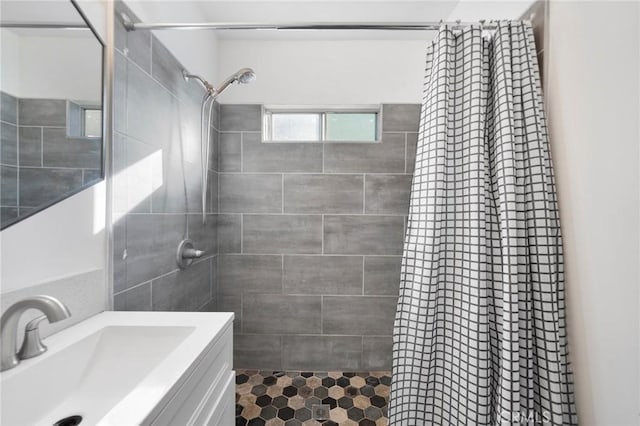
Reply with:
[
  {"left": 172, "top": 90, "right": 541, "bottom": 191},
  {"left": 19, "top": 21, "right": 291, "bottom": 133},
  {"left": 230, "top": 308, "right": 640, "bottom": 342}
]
[
  {"left": 68, "top": 101, "right": 102, "bottom": 138},
  {"left": 83, "top": 108, "right": 102, "bottom": 138},
  {"left": 263, "top": 107, "right": 379, "bottom": 142}
]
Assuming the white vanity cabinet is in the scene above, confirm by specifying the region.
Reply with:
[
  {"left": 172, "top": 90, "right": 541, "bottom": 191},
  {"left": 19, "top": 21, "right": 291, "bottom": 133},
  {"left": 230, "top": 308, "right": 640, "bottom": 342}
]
[
  {"left": 146, "top": 324, "right": 235, "bottom": 426},
  {"left": 0, "top": 311, "right": 235, "bottom": 426}
]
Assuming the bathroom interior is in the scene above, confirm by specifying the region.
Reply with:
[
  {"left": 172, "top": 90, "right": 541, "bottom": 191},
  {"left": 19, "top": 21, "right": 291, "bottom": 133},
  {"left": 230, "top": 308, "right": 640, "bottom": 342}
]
[{"left": 0, "top": 0, "right": 638, "bottom": 425}]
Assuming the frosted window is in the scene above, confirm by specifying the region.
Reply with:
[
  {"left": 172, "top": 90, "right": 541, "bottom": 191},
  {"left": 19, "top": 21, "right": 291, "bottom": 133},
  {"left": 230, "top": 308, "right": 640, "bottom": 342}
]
[
  {"left": 271, "top": 113, "right": 320, "bottom": 141},
  {"left": 84, "top": 109, "right": 102, "bottom": 138},
  {"left": 325, "top": 113, "right": 377, "bottom": 141}
]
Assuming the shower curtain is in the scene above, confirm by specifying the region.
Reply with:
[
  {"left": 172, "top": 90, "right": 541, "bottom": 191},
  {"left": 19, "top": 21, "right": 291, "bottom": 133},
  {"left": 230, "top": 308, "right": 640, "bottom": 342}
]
[{"left": 389, "top": 22, "right": 577, "bottom": 425}]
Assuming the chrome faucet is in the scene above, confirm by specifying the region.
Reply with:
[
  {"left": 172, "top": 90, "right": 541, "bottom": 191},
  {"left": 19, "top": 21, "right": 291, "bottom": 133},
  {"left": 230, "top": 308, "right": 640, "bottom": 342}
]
[{"left": 0, "top": 295, "right": 71, "bottom": 372}]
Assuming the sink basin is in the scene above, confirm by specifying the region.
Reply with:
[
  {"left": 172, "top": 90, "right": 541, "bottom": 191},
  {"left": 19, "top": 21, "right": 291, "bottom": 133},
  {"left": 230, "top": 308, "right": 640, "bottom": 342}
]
[{"left": 0, "top": 311, "right": 234, "bottom": 426}]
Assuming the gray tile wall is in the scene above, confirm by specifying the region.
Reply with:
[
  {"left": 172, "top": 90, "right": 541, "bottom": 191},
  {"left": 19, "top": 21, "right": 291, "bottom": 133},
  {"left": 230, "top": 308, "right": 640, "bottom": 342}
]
[
  {"left": 112, "top": 1, "right": 218, "bottom": 313},
  {"left": 0, "top": 91, "right": 102, "bottom": 227},
  {"left": 217, "top": 103, "right": 420, "bottom": 371}
]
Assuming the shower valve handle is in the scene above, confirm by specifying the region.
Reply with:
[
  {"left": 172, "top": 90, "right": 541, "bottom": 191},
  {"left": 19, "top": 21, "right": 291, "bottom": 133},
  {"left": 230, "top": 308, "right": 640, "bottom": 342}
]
[
  {"left": 176, "top": 239, "right": 205, "bottom": 269},
  {"left": 183, "top": 248, "right": 204, "bottom": 259}
]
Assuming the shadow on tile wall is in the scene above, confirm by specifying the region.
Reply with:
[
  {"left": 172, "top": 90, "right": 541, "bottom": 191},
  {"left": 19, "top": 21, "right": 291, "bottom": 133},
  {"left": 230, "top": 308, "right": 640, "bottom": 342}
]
[
  {"left": 218, "top": 103, "right": 420, "bottom": 371},
  {"left": 111, "top": 1, "right": 218, "bottom": 312}
]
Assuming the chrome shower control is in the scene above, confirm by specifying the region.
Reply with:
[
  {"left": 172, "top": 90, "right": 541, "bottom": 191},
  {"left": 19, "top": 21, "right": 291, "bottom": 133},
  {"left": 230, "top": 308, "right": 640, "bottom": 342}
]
[{"left": 176, "top": 239, "right": 205, "bottom": 270}]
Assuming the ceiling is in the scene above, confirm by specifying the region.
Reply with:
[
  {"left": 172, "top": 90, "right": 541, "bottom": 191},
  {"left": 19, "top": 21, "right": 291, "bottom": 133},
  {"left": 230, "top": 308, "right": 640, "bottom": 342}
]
[{"left": 125, "top": 0, "right": 537, "bottom": 41}]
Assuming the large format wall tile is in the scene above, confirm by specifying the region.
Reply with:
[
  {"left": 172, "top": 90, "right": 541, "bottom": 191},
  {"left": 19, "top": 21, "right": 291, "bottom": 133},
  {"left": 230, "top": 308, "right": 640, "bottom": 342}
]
[
  {"left": 243, "top": 133, "right": 323, "bottom": 173},
  {"left": 283, "top": 335, "right": 362, "bottom": 371},
  {"left": 243, "top": 214, "right": 322, "bottom": 254},
  {"left": 126, "top": 60, "right": 175, "bottom": 147},
  {"left": 218, "top": 132, "right": 241, "bottom": 172},
  {"left": 284, "top": 174, "right": 363, "bottom": 214},
  {"left": 220, "top": 104, "right": 262, "bottom": 132},
  {"left": 234, "top": 334, "right": 282, "bottom": 370},
  {"left": 113, "top": 52, "right": 128, "bottom": 134},
  {"left": 1, "top": 207, "right": 18, "bottom": 227},
  {"left": 323, "top": 133, "right": 405, "bottom": 173},
  {"left": 364, "top": 256, "right": 402, "bottom": 296},
  {"left": 114, "top": 282, "right": 152, "bottom": 311},
  {"left": 112, "top": 5, "right": 216, "bottom": 339},
  {"left": 18, "top": 99, "right": 66, "bottom": 127},
  {"left": 219, "top": 173, "right": 282, "bottom": 213},
  {"left": 19, "top": 168, "right": 82, "bottom": 207},
  {"left": 114, "top": 0, "right": 151, "bottom": 73},
  {"left": 150, "top": 148, "right": 201, "bottom": 214},
  {"left": 122, "top": 213, "right": 186, "bottom": 290},
  {"left": 365, "top": 174, "right": 412, "bottom": 215},
  {"left": 362, "top": 336, "right": 393, "bottom": 370},
  {"left": 324, "top": 215, "right": 405, "bottom": 255},
  {"left": 152, "top": 259, "right": 212, "bottom": 311},
  {"left": 283, "top": 255, "right": 363, "bottom": 295},
  {"left": 217, "top": 254, "right": 282, "bottom": 295},
  {"left": 323, "top": 296, "right": 397, "bottom": 335},
  {"left": 42, "top": 128, "right": 102, "bottom": 169},
  {"left": 382, "top": 104, "right": 422, "bottom": 131},
  {"left": 215, "top": 103, "right": 420, "bottom": 370},
  {"left": 18, "top": 127, "right": 42, "bottom": 167},
  {"left": 406, "top": 132, "right": 418, "bottom": 174},
  {"left": 217, "top": 214, "right": 241, "bottom": 253},
  {"left": 1, "top": 122, "right": 17, "bottom": 166},
  {"left": 0, "top": 165, "right": 17, "bottom": 205},
  {"left": 218, "top": 294, "right": 241, "bottom": 332},
  {"left": 243, "top": 294, "right": 322, "bottom": 334},
  {"left": 187, "top": 214, "right": 217, "bottom": 255},
  {"left": 0, "top": 91, "right": 17, "bottom": 124}
]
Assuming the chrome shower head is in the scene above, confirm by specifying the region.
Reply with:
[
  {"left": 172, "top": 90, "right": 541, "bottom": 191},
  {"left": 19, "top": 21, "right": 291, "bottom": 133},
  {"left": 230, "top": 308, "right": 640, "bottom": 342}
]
[
  {"left": 183, "top": 67, "right": 255, "bottom": 98},
  {"left": 215, "top": 68, "right": 256, "bottom": 96},
  {"left": 236, "top": 68, "right": 256, "bottom": 84}
]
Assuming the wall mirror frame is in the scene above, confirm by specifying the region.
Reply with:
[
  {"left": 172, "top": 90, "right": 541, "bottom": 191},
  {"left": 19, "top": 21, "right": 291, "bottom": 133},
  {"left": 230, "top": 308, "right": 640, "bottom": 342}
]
[{"left": 0, "top": 0, "right": 106, "bottom": 230}]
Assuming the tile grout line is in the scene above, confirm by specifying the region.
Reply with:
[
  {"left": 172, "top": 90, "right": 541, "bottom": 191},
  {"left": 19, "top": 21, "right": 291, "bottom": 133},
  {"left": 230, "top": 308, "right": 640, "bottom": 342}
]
[
  {"left": 362, "top": 256, "right": 365, "bottom": 296},
  {"left": 404, "top": 132, "right": 408, "bottom": 173},
  {"left": 40, "top": 127, "right": 44, "bottom": 167},
  {"left": 362, "top": 174, "right": 366, "bottom": 214},
  {"left": 240, "top": 213, "right": 244, "bottom": 254},
  {"left": 321, "top": 214, "right": 324, "bottom": 255},
  {"left": 320, "top": 295, "right": 324, "bottom": 335},
  {"left": 240, "top": 293, "right": 244, "bottom": 334}
]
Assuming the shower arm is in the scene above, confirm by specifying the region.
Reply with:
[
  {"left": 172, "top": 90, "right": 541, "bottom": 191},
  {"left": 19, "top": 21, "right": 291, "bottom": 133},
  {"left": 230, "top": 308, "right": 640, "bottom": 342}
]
[{"left": 183, "top": 70, "right": 215, "bottom": 95}]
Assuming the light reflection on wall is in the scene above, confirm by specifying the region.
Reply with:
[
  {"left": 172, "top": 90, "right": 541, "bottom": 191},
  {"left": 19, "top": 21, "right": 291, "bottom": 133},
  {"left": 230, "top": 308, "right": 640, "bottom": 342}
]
[{"left": 111, "top": 150, "right": 164, "bottom": 225}]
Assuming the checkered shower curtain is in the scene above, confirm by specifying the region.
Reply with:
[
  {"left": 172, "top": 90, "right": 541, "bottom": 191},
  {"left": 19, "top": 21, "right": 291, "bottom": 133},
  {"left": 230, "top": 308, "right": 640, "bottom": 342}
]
[{"left": 389, "top": 22, "right": 578, "bottom": 425}]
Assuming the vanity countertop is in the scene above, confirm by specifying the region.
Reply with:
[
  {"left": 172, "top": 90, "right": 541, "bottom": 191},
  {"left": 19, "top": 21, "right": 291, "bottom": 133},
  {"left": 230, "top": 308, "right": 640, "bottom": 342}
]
[{"left": 0, "top": 311, "right": 234, "bottom": 426}]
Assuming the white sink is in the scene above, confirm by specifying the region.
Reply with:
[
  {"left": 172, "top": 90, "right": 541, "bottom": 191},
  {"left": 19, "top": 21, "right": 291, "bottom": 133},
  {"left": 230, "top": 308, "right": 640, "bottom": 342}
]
[{"left": 0, "top": 311, "right": 234, "bottom": 426}]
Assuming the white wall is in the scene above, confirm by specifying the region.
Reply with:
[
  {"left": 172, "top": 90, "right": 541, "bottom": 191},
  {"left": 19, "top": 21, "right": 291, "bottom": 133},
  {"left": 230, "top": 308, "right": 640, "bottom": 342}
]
[
  {"left": 0, "top": 29, "right": 20, "bottom": 96},
  {"left": 545, "top": 2, "right": 640, "bottom": 425},
  {"left": 216, "top": 39, "right": 430, "bottom": 104},
  {"left": 0, "top": 0, "right": 103, "bottom": 102},
  {"left": 16, "top": 35, "right": 102, "bottom": 102}
]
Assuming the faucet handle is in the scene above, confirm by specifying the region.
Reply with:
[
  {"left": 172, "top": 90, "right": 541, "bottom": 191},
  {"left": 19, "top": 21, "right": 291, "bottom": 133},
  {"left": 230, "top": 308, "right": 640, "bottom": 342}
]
[
  {"left": 17, "top": 315, "right": 48, "bottom": 360},
  {"left": 25, "top": 315, "right": 47, "bottom": 331}
]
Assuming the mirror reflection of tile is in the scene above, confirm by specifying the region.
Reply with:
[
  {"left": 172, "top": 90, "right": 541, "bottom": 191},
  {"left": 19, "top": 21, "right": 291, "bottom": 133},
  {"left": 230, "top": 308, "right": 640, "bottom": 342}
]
[{"left": 0, "top": 91, "right": 102, "bottom": 227}]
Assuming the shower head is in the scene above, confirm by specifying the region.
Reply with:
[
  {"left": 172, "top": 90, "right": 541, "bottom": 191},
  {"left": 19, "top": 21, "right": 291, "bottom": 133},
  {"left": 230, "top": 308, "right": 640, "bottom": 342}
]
[
  {"left": 183, "top": 67, "right": 255, "bottom": 98},
  {"left": 215, "top": 68, "right": 256, "bottom": 96}
]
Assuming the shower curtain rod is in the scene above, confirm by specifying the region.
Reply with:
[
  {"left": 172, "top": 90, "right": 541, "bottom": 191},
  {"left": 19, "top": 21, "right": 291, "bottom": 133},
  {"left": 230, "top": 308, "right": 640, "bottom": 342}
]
[{"left": 121, "top": 15, "right": 498, "bottom": 32}]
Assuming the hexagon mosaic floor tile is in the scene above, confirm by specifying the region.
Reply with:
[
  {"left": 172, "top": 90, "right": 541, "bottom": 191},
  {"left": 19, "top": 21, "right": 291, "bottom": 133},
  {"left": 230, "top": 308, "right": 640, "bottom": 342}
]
[{"left": 236, "top": 370, "right": 391, "bottom": 426}]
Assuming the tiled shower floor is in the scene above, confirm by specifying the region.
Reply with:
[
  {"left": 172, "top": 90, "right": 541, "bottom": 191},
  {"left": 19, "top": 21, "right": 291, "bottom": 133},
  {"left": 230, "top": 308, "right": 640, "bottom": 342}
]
[{"left": 236, "top": 370, "right": 391, "bottom": 426}]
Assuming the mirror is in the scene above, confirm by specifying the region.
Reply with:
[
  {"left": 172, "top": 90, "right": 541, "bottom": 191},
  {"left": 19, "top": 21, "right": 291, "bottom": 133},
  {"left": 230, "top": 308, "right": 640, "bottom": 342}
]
[{"left": 0, "top": 0, "right": 104, "bottom": 229}]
